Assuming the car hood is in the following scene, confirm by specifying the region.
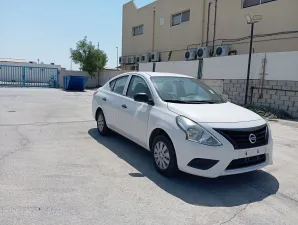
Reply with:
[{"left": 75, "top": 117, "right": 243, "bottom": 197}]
[{"left": 167, "top": 102, "right": 262, "bottom": 123}]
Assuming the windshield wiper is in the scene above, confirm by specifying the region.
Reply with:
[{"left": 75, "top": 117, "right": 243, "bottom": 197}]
[
  {"left": 165, "top": 100, "right": 219, "bottom": 104},
  {"left": 185, "top": 100, "right": 218, "bottom": 104},
  {"left": 164, "top": 100, "right": 189, "bottom": 104}
]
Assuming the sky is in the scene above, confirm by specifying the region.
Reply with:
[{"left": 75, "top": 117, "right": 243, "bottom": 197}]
[{"left": 0, "top": 0, "right": 155, "bottom": 70}]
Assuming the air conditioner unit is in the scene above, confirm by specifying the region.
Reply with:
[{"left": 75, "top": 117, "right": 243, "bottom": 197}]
[
  {"left": 185, "top": 49, "right": 197, "bottom": 60},
  {"left": 122, "top": 56, "right": 129, "bottom": 64},
  {"left": 136, "top": 55, "right": 142, "bottom": 63},
  {"left": 197, "top": 47, "right": 211, "bottom": 59},
  {"left": 150, "top": 52, "right": 160, "bottom": 62},
  {"left": 119, "top": 56, "right": 123, "bottom": 64},
  {"left": 128, "top": 56, "right": 136, "bottom": 64},
  {"left": 141, "top": 53, "right": 151, "bottom": 63},
  {"left": 216, "top": 45, "right": 230, "bottom": 57}
]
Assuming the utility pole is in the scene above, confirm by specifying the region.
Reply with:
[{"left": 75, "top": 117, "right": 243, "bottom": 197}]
[
  {"left": 244, "top": 23, "right": 254, "bottom": 105},
  {"left": 152, "top": 7, "right": 156, "bottom": 52},
  {"left": 97, "top": 42, "right": 100, "bottom": 87},
  {"left": 116, "top": 47, "right": 119, "bottom": 70},
  {"left": 244, "top": 15, "right": 262, "bottom": 105}
]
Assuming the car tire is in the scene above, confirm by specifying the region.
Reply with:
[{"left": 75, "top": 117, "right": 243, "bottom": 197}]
[
  {"left": 151, "top": 135, "right": 179, "bottom": 177},
  {"left": 96, "top": 110, "right": 110, "bottom": 136}
]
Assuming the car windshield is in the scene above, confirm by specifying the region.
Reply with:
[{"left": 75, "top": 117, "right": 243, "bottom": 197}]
[{"left": 150, "top": 76, "right": 224, "bottom": 104}]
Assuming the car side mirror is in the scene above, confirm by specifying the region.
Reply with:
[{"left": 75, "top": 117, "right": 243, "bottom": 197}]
[
  {"left": 134, "top": 93, "right": 149, "bottom": 103},
  {"left": 134, "top": 93, "right": 154, "bottom": 105}
]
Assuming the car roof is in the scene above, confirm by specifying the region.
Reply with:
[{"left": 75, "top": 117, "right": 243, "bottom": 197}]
[
  {"left": 134, "top": 72, "right": 193, "bottom": 78},
  {"left": 109, "top": 72, "right": 194, "bottom": 83}
]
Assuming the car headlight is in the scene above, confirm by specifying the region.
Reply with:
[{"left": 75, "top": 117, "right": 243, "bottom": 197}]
[{"left": 176, "top": 116, "right": 222, "bottom": 146}]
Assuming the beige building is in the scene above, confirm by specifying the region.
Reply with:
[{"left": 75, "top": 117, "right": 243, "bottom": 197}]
[{"left": 122, "top": 0, "right": 298, "bottom": 69}]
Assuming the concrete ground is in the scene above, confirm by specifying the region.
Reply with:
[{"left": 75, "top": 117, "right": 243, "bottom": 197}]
[{"left": 0, "top": 88, "right": 298, "bottom": 225}]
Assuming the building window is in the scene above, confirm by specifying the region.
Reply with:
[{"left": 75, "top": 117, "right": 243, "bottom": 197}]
[
  {"left": 172, "top": 10, "right": 190, "bottom": 26},
  {"left": 133, "top": 25, "right": 144, "bottom": 36},
  {"left": 243, "top": 0, "right": 276, "bottom": 8}
]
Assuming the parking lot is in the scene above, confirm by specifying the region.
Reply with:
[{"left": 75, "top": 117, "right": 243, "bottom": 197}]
[{"left": 1, "top": 88, "right": 298, "bottom": 225}]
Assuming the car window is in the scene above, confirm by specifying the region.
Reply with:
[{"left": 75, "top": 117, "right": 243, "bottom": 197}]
[
  {"left": 109, "top": 80, "right": 116, "bottom": 91},
  {"left": 150, "top": 76, "right": 224, "bottom": 103},
  {"left": 112, "top": 76, "right": 129, "bottom": 95},
  {"left": 126, "top": 76, "right": 151, "bottom": 99},
  {"left": 184, "top": 81, "right": 197, "bottom": 95},
  {"left": 182, "top": 80, "right": 209, "bottom": 98}
]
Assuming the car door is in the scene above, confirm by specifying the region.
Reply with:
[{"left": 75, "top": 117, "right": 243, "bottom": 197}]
[
  {"left": 103, "top": 75, "right": 129, "bottom": 130},
  {"left": 118, "top": 75, "right": 153, "bottom": 147}
]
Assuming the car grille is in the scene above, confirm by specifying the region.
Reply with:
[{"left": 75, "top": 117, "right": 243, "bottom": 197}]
[
  {"left": 214, "top": 125, "right": 268, "bottom": 150},
  {"left": 226, "top": 154, "right": 266, "bottom": 170}
]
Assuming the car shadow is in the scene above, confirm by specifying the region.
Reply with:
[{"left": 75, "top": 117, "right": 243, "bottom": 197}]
[{"left": 88, "top": 128, "right": 279, "bottom": 207}]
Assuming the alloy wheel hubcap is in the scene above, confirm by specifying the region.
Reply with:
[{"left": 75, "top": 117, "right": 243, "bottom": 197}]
[
  {"left": 154, "top": 141, "right": 170, "bottom": 170},
  {"left": 97, "top": 114, "right": 104, "bottom": 132}
]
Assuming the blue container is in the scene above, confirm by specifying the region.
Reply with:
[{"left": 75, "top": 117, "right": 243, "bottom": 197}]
[{"left": 63, "top": 76, "right": 89, "bottom": 91}]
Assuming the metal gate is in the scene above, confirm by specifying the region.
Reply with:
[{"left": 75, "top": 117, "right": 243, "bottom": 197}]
[{"left": 0, "top": 65, "right": 59, "bottom": 88}]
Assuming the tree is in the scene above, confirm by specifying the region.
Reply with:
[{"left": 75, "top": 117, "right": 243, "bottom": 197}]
[{"left": 70, "top": 36, "right": 108, "bottom": 77}]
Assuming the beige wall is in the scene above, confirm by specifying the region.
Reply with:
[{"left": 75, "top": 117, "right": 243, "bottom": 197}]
[
  {"left": 139, "top": 60, "right": 201, "bottom": 78},
  {"left": 140, "top": 51, "right": 298, "bottom": 81},
  {"left": 123, "top": 0, "right": 203, "bottom": 61},
  {"left": 208, "top": 0, "right": 298, "bottom": 54},
  {"left": 122, "top": 0, "right": 298, "bottom": 63}
]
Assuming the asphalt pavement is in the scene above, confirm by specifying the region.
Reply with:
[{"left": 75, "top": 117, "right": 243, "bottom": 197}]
[{"left": 0, "top": 88, "right": 298, "bottom": 225}]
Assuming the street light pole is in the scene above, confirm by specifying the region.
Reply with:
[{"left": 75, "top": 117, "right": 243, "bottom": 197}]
[
  {"left": 97, "top": 42, "right": 100, "bottom": 87},
  {"left": 244, "top": 14, "right": 262, "bottom": 106},
  {"left": 116, "top": 47, "right": 119, "bottom": 70},
  {"left": 244, "top": 22, "right": 255, "bottom": 105}
]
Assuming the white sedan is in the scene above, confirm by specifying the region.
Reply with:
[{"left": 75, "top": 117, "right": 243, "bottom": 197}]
[{"left": 92, "top": 72, "right": 273, "bottom": 178}]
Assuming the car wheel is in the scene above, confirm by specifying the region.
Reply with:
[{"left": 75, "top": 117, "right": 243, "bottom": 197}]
[
  {"left": 152, "top": 135, "right": 179, "bottom": 177},
  {"left": 97, "top": 110, "right": 110, "bottom": 136}
]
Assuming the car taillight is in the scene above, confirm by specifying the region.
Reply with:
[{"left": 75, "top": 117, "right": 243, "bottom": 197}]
[{"left": 93, "top": 91, "right": 98, "bottom": 96}]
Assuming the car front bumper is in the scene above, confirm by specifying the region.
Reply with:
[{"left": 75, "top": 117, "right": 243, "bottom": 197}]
[
  {"left": 176, "top": 142, "right": 272, "bottom": 178},
  {"left": 171, "top": 121, "right": 273, "bottom": 178}
]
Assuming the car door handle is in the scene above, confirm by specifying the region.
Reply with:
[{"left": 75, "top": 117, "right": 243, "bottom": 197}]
[
  {"left": 102, "top": 97, "right": 107, "bottom": 101},
  {"left": 121, "top": 104, "right": 127, "bottom": 109}
]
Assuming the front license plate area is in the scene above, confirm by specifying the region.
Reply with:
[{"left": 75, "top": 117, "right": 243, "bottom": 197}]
[{"left": 238, "top": 147, "right": 266, "bottom": 159}]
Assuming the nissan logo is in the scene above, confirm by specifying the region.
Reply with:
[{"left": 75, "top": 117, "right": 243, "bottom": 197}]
[{"left": 249, "top": 134, "right": 257, "bottom": 144}]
